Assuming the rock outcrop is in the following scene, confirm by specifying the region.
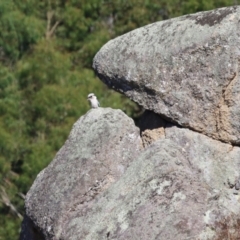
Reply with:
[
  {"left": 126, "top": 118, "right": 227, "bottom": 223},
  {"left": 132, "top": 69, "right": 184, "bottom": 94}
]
[
  {"left": 21, "top": 112, "right": 240, "bottom": 240},
  {"left": 20, "top": 108, "right": 142, "bottom": 240},
  {"left": 93, "top": 6, "right": 240, "bottom": 145},
  {"left": 65, "top": 126, "right": 240, "bottom": 240},
  {"left": 21, "top": 6, "right": 240, "bottom": 240}
]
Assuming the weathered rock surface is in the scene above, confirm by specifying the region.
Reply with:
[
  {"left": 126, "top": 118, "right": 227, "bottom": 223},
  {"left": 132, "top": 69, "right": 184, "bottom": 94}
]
[
  {"left": 20, "top": 108, "right": 142, "bottom": 240},
  {"left": 21, "top": 6, "right": 240, "bottom": 240},
  {"left": 68, "top": 126, "right": 240, "bottom": 240},
  {"left": 21, "top": 114, "right": 240, "bottom": 239},
  {"left": 93, "top": 6, "right": 240, "bottom": 145}
]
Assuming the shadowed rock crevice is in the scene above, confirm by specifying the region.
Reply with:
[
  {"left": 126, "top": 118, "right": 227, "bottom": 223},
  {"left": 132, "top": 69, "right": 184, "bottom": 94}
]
[
  {"left": 21, "top": 215, "right": 45, "bottom": 240},
  {"left": 138, "top": 110, "right": 167, "bottom": 148}
]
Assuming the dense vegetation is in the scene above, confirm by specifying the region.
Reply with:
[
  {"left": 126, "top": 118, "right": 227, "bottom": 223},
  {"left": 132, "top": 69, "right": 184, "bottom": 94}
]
[{"left": 0, "top": 0, "right": 238, "bottom": 239}]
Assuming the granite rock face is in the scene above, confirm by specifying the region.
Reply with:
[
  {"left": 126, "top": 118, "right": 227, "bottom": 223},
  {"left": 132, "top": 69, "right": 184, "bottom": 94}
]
[
  {"left": 21, "top": 6, "right": 240, "bottom": 240},
  {"left": 73, "top": 126, "right": 240, "bottom": 240},
  {"left": 20, "top": 108, "right": 142, "bottom": 240},
  {"left": 21, "top": 118, "right": 240, "bottom": 240},
  {"left": 93, "top": 6, "right": 240, "bottom": 145}
]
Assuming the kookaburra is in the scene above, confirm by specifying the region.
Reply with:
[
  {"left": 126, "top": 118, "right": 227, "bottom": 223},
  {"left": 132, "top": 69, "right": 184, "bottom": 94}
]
[{"left": 87, "top": 93, "right": 100, "bottom": 108}]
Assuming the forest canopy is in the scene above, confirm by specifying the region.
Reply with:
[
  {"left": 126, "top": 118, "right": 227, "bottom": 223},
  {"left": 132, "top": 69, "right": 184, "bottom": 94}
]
[{"left": 0, "top": 0, "right": 238, "bottom": 239}]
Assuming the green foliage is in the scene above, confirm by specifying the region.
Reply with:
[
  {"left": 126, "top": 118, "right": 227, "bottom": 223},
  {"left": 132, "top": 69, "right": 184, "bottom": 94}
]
[
  {"left": 0, "top": 0, "right": 239, "bottom": 239},
  {"left": 0, "top": 215, "right": 21, "bottom": 240},
  {"left": 0, "top": 1, "right": 44, "bottom": 64}
]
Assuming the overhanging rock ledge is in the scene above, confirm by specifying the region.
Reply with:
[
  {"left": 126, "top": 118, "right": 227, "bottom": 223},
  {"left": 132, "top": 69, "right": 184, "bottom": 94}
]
[{"left": 93, "top": 6, "right": 240, "bottom": 145}]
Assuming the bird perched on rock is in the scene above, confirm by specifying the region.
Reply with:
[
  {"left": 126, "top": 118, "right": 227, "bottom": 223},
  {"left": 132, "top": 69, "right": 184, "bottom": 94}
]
[{"left": 87, "top": 93, "right": 100, "bottom": 108}]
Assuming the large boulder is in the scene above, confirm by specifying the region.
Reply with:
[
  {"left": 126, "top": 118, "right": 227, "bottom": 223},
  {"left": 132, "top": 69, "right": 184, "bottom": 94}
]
[
  {"left": 93, "top": 6, "right": 240, "bottom": 145},
  {"left": 73, "top": 126, "right": 240, "bottom": 240},
  {"left": 21, "top": 120, "right": 240, "bottom": 239},
  {"left": 20, "top": 6, "right": 240, "bottom": 240},
  {"left": 20, "top": 108, "right": 142, "bottom": 240}
]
